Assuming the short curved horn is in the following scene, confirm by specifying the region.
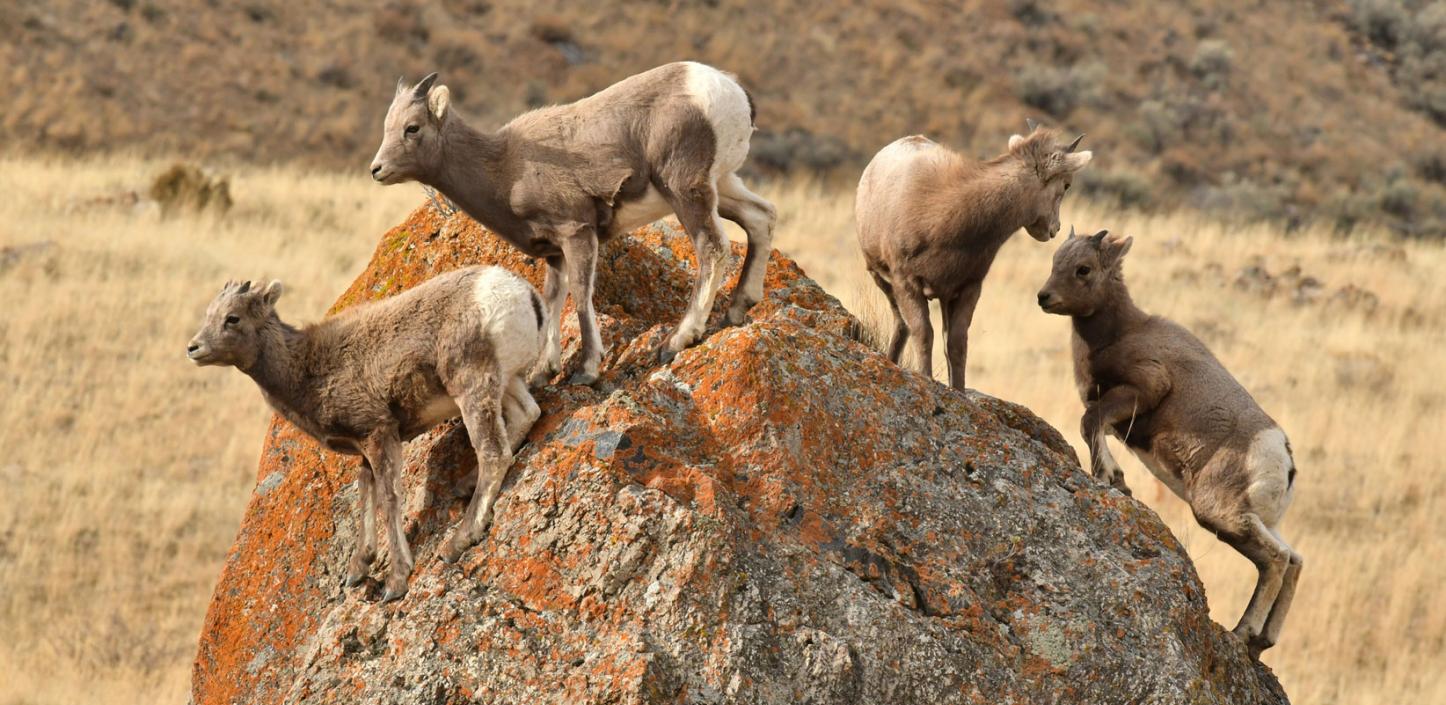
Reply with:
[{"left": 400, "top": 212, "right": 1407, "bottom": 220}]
[
  {"left": 1064, "top": 133, "right": 1085, "bottom": 152},
  {"left": 1026, "top": 117, "right": 1039, "bottom": 132},
  {"left": 1068, "top": 225, "right": 1077, "bottom": 239},
  {"left": 412, "top": 72, "right": 439, "bottom": 99}
]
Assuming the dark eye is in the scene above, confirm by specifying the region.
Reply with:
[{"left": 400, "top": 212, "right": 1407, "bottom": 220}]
[
  {"left": 224, "top": 314, "right": 240, "bottom": 326},
  {"left": 404, "top": 124, "right": 420, "bottom": 136},
  {"left": 1075, "top": 265, "right": 1091, "bottom": 278},
  {"left": 1064, "top": 182, "right": 1071, "bottom": 191}
]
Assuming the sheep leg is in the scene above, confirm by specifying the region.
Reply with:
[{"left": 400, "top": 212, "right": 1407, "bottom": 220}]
[
  {"left": 560, "top": 230, "right": 603, "bottom": 385},
  {"left": 942, "top": 283, "right": 983, "bottom": 392},
  {"left": 894, "top": 286, "right": 933, "bottom": 380},
  {"left": 529, "top": 256, "right": 567, "bottom": 386},
  {"left": 343, "top": 458, "right": 378, "bottom": 587},
  {"left": 716, "top": 173, "right": 776, "bottom": 325},
  {"left": 1258, "top": 527, "right": 1303, "bottom": 654},
  {"left": 868, "top": 271, "right": 909, "bottom": 364},
  {"left": 502, "top": 375, "right": 541, "bottom": 453},
  {"left": 1218, "top": 513, "right": 1294, "bottom": 657},
  {"left": 442, "top": 369, "right": 511, "bottom": 564},
  {"left": 1079, "top": 385, "right": 1146, "bottom": 496},
  {"left": 361, "top": 429, "right": 413, "bottom": 602},
  {"left": 660, "top": 181, "right": 729, "bottom": 360}
]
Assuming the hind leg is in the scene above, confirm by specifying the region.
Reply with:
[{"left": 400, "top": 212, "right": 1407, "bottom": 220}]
[
  {"left": 441, "top": 364, "right": 513, "bottom": 564},
  {"left": 1256, "top": 527, "right": 1303, "bottom": 654},
  {"left": 1209, "top": 511, "right": 1292, "bottom": 656},
  {"left": 894, "top": 285, "right": 933, "bottom": 380},
  {"left": 502, "top": 375, "right": 541, "bottom": 452},
  {"left": 868, "top": 270, "right": 909, "bottom": 364},
  {"left": 658, "top": 178, "right": 729, "bottom": 359},
  {"left": 343, "top": 458, "right": 378, "bottom": 587},
  {"left": 716, "top": 173, "right": 776, "bottom": 325}
]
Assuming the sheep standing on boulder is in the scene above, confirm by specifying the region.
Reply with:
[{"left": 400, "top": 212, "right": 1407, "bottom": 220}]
[
  {"left": 1037, "top": 228, "right": 1302, "bottom": 657},
  {"left": 855, "top": 121, "right": 1091, "bottom": 390},
  {"left": 186, "top": 267, "right": 546, "bottom": 602},
  {"left": 369, "top": 62, "right": 776, "bottom": 386}
]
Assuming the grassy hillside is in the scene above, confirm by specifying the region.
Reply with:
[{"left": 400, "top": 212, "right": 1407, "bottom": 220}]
[
  {"left": 1, "top": 0, "right": 1443, "bottom": 235},
  {"left": 1, "top": 155, "right": 1443, "bottom": 704}
]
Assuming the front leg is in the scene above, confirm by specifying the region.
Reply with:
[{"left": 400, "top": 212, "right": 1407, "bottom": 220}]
[
  {"left": 361, "top": 429, "right": 413, "bottom": 602},
  {"left": 344, "top": 458, "right": 378, "bottom": 587},
  {"left": 528, "top": 255, "right": 567, "bottom": 386},
  {"left": 560, "top": 227, "right": 603, "bottom": 385},
  {"left": 1080, "top": 384, "right": 1152, "bottom": 496}
]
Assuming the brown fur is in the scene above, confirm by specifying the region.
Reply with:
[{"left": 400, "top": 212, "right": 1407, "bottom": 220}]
[
  {"left": 370, "top": 62, "right": 776, "bottom": 385},
  {"left": 1038, "top": 229, "right": 1303, "bottom": 657},
  {"left": 855, "top": 126, "right": 1091, "bottom": 390},
  {"left": 186, "top": 267, "right": 545, "bottom": 601}
]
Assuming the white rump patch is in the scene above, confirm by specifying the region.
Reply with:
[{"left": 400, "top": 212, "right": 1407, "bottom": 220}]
[
  {"left": 1245, "top": 427, "right": 1294, "bottom": 527},
  {"left": 472, "top": 267, "right": 545, "bottom": 378},
  {"left": 682, "top": 62, "right": 753, "bottom": 178}
]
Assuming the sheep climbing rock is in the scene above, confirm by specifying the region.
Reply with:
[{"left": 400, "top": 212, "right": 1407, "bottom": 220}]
[
  {"left": 191, "top": 199, "right": 1291, "bottom": 705},
  {"left": 186, "top": 266, "right": 545, "bottom": 602}
]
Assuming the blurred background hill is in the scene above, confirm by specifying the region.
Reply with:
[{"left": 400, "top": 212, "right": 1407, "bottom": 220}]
[{"left": 3, "top": 0, "right": 1444, "bottom": 236}]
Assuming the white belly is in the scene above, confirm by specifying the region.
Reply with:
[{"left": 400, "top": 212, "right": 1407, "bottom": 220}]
[
  {"left": 1130, "top": 445, "right": 1191, "bottom": 502},
  {"left": 611, "top": 186, "right": 673, "bottom": 234},
  {"left": 417, "top": 395, "right": 461, "bottom": 429}
]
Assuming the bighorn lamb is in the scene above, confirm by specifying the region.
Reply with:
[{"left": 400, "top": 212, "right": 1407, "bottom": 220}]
[
  {"left": 856, "top": 121, "right": 1091, "bottom": 390},
  {"left": 1037, "top": 229, "right": 1302, "bottom": 657},
  {"left": 369, "top": 62, "right": 776, "bottom": 385},
  {"left": 186, "top": 267, "right": 545, "bottom": 602}
]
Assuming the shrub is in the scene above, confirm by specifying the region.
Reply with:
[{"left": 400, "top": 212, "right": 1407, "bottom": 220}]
[
  {"left": 1014, "top": 63, "right": 1104, "bottom": 117},
  {"left": 749, "top": 129, "right": 854, "bottom": 174},
  {"left": 1191, "top": 40, "right": 1234, "bottom": 90},
  {"left": 1077, "top": 169, "right": 1157, "bottom": 210}
]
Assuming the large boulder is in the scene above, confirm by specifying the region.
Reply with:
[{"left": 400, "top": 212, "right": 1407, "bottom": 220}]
[{"left": 191, "top": 195, "right": 1289, "bottom": 705}]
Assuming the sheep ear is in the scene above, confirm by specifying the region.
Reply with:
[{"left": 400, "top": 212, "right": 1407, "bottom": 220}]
[
  {"left": 1067, "top": 225, "right": 1077, "bottom": 239},
  {"left": 1102, "top": 233, "right": 1133, "bottom": 263},
  {"left": 260, "top": 280, "right": 284, "bottom": 307},
  {"left": 427, "top": 84, "right": 450, "bottom": 122},
  {"left": 395, "top": 76, "right": 408, "bottom": 96},
  {"left": 412, "top": 72, "right": 439, "bottom": 101},
  {"left": 1008, "top": 134, "right": 1025, "bottom": 151},
  {"left": 237, "top": 280, "right": 252, "bottom": 294},
  {"left": 1063, "top": 150, "right": 1093, "bottom": 172}
]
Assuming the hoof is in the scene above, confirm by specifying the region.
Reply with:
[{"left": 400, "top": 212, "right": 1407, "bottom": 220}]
[
  {"left": 343, "top": 573, "right": 367, "bottom": 588},
  {"left": 381, "top": 587, "right": 407, "bottom": 603},
  {"left": 567, "top": 370, "right": 599, "bottom": 386},
  {"left": 658, "top": 348, "right": 677, "bottom": 364},
  {"left": 724, "top": 305, "right": 751, "bottom": 327},
  {"left": 440, "top": 539, "right": 466, "bottom": 565}
]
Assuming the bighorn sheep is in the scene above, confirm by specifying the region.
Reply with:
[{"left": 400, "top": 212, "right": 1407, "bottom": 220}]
[
  {"left": 369, "top": 62, "right": 777, "bottom": 385},
  {"left": 856, "top": 121, "right": 1091, "bottom": 390},
  {"left": 1037, "top": 229, "right": 1302, "bottom": 657},
  {"left": 186, "top": 267, "right": 545, "bottom": 602}
]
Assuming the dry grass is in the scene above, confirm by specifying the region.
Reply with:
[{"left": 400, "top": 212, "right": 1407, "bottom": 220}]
[
  {"left": 0, "top": 154, "right": 424, "bottom": 704},
  {"left": 1, "top": 156, "right": 1442, "bottom": 705}
]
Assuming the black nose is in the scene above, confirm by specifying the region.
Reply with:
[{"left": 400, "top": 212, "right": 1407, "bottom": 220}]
[
  {"left": 187, "top": 343, "right": 200, "bottom": 353},
  {"left": 1037, "top": 292, "right": 1050, "bottom": 306}
]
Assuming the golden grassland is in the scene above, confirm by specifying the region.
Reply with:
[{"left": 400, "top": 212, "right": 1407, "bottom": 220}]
[{"left": 0, "top": 155, "right": 1442, "bottom": 705}]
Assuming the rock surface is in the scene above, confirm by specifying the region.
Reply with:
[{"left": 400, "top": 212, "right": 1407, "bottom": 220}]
[{"left": 192, "top": 195, "right": 1290, "bottom": 705}]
